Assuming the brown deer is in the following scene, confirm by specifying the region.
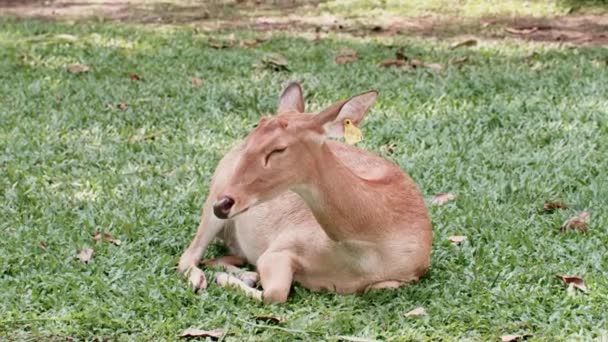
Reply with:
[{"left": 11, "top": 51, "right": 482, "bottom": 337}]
[{"left": 178, "top": 82, "right": 432, "bottom": 303}]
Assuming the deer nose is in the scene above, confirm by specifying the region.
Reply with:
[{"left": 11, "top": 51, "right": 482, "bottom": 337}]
[{"left": 213, "top": 196, "right": 235, "bottom": 219}]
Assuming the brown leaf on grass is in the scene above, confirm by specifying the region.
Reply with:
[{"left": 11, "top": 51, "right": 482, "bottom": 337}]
[
  {"left": 409, "top": 58, "right": 443, "bottom": 71},
  {"left": 117, "top": 102, "right": 129, "bottom": 110},
  {"left": 425, "top": 63, "right": 444, "bottom": 72},
  {"left": 542, "top": 201, "right": 568, "bottom": 212},
  {"left": 378, "top": 59, "right": 407, "bottom": 68},
  {"left": 256, "top": 53, "right": 289, "bottom": 72},
  {"left": 76, "top": 248, "right": 93, "bottom": 263},
  {"left": 202, "top": 255, "right": 247, "bottom": 267},
  {"left": 186, "top": 266, "right": 207, "bottom": 292},
  {"left": 556, "top": 275, "right": 587, "bottom": 292},
  {"left": 255, "top": 32, "right": 273, "bottom": 43},
  {"left": 404, "top": 306, "right": 426, "bottom": 317},
  {"left": 54, "top": 33, "right": 79, "bottom": 43},
  {"left": 130, "top": 73, "right": 141, "bottom": 81},
  {"left": 450, "top": 39, "right": 477, "bottom": 50},
  {"left": 128, "top": 128, "right": 167, "bottom": 143},
  {"left": 240, "top": 39, "right": 258, "bottom": 47},
  {"left": 207, "top": 36, "right": 235, "bottom": 50},
  {"left": 179, "top": 328, "right": 224, "bottom": 339},
  {"left": 92, "top": 231, "right": 121, "bottom": 246},
  {"left": 431, "top": 193, "right": 456, "bottom": 206},
  {"left": 335, "top": 47, "right": 358, "bottom": 64},
  {"left": 67, "top": 64, "right": 90, "bottom": 73},
  {"left": 39, "top": 240, "right": 48, "bottom": 250},
  {"left": 501, "top": 334, "right": 532, "bottom": 342},
  {"left": 448, "top": 235, "right": 467, "bottom": 246},
  {"left": 380, "top": 143, "right": 396, "bottom": 155},
  {"left": 190, "top": 77, "right": 203, "bottom": 86},
  {"left": 451, "top": 56, "right": 469, "bottom": 66},
  {"left": 253, "top": 315, "right": 284, "bottom": 324},
  {"left": 395, "top": 50, "right": 408, "bottom": 61},
  {"left": 505, "top": 27, "right": 539, "bottom": 35},
  {"left": 561, "top": 211, "right": 590, "bottom": 233},
  {"left": 335, "top": 336, "right": 382, "bottom": 342},
  {"left": 410, "top": 58, "right": 424, "bottom": 68}
]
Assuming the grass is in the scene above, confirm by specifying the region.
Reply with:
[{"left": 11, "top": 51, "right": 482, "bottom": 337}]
[{"left": 0, "top": 15, "right": 607, "bottom": 341}]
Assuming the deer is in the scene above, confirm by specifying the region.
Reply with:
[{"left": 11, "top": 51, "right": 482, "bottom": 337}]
[{"left": 177, "top": 82, "right": 432, "bottom": 303}]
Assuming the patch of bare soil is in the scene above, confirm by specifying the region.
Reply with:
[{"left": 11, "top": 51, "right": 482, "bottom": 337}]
[{"left": 1, "top": 0, "right": 607, "bottom": 45}]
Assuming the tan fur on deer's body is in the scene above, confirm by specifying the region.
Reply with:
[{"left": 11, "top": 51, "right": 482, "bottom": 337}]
[{"left": 178, "top": 83, "right": 432, "bottom": 303}]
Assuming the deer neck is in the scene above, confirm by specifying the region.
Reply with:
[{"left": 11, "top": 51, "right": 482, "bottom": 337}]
[{"left": 292, "top": 143, "right": 395, "bottom": 241}]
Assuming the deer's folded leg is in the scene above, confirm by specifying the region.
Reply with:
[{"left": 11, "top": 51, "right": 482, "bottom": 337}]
[
  {"left": 204, "top": 256, "right": 259, "bottom": 287},
  {"left": 257, "top": 252, "right": 295, "bottom": 304},
  {"left": 215, "top": 272, "right": 263, "bottom": 301}
]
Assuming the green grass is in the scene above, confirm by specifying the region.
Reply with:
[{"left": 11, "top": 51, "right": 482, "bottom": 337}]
[{"left": 1, "top": 17, "right": 607, "bottom": 341}]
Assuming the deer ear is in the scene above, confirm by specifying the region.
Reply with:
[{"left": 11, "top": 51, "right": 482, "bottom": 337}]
[
  {"left": 278, "top": 81, "right": 305, "bottom": 113},
  {"left": 315, "top": 90, "right": 378, "bottom": 138}
]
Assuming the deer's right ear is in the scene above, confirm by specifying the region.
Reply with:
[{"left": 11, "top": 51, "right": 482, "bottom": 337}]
[
  {"left": 278, "top": 82, "right": 305, "bottom": 113},
  {"left": 315, "top": 90, "right": 378, "bottom": 139}
]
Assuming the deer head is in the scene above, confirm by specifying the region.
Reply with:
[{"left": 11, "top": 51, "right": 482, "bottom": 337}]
[{"left": 212, "top": 82, "right": 378, "bottom": 219}]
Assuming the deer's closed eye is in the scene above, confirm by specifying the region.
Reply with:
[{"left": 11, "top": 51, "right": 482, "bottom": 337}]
[{"left": 264, "top": 147, "right": 287, "bottom": 166}]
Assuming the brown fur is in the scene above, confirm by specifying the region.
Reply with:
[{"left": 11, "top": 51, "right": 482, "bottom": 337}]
[{"left": 178, "top": 83, "right": 432, "bottom": 303}]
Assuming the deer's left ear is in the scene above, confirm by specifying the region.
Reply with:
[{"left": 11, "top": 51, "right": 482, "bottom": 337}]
[
  {"left": 278, "top": 81, "right": 305, "bottom": 113},
  {"left": 315, "top": 90, "right": 378, "bottom": 138}
]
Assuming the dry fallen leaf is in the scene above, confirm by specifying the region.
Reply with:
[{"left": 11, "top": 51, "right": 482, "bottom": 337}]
[
  {"left": 54, "top": 33, "right": 79, "bottom": 42},
  {"left": 425, "top": 62, "right": 444, "bottom": 72},
  {"left": 378, "top": 60, "right": 407, "bottom": 68},
  {"left": 404, "top": 306, "right": 426, "bottom": 317},
  {"left": 256, "top": 53, "right": 289, "bottom": 72},
  {"left": 240, "top": 39, "right": 258, "bottom": 47},
  {"left": 556, "top": 275, "right": 587, "bottom": 292},
  {"left": 186, "top": 266, "right": 207, "bottom": 292},
  {"left": 410, "top": 58, "right": 424, "bottom": 68},
  {"left": 190, "top": 77, "right": 203, "bottom": 86},
  {"left": 253, "top": 315, "right": 284, "bottom": 324},
  {"left": 335, "top": 336, "right": 382, "bottom": 342},
  {"left": 208, "top": 34, "right": 236, "bottom": 49},
  {"left": 130, "top": 73, "right": 141, "bottom": 81},
  {"left": 431, "top": 193, "right": 456, "bottom": 206},
  {"left": 395, "top": 50, "right": 408, "bottom": 61},
  {"left": 501, "top": 334, "right": 532, "bottom": 342},
  {"left": 39, "top": 240, "right": 47, "bottom": 250},
  {"left": 561, "top": 211, "right": 590, "bottom": 233},
  {"left": 335, "top": 47, "right": 358, "bottom": 64},
  {"left": 543, "top": 201, "right": 568, "bottom": 212},
  {"left": 179, "top": 328, "right": 224, "bottom": 339},
  {"left": 448, "top": 235, "right": 467, "bottom": 246},
  {"left": 380, "top": 142, "right": 396, "bottom": 155},
  {"left": 203, "top": 255, "right": 247, "bottom": 267},
  {"left": 450, "top": 39, "right": 477, "bottom": 49},
  {"left": 129, "top": 128, "right": 167, "bottom": 143},
  {"left": 92, "top": 231, "right": 121, "bottom": 246},
  {"left": 505, "top": 27, "right": 539, "bottom": 35},
  {"left": 76, "top": 248, "right": 93, "bottom": 263},
  {"left": 118, "top": 102, "right": 129, "bottom": 110},
  {"left": 67, "top": 64, "right": 90, "bottom": 73},
  {"left": 451, "top": 56, "right": 469, "bottom": 66}
]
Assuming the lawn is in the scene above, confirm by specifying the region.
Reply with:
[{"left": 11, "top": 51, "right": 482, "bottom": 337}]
[{"left": 0, "top": 14, "right": 607, "bottom": 341}]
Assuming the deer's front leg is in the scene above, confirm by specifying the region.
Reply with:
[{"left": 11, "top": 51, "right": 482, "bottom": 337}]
[
  {"left": 178, "top": 199, "right": 226, "bottom": 273},
  {"left": 257, "top": 252, "right": 296, "bottom": 304},
  {"left": 178, "top": 197, "right": 226, "bottom": 291}
]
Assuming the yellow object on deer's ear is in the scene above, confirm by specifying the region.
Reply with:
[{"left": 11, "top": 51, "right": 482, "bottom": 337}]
[{"left": 343, "top": 119, "right": 362, "bottom": 145}]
